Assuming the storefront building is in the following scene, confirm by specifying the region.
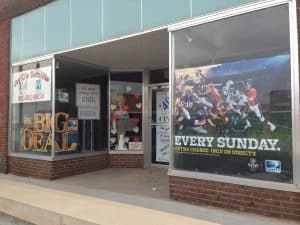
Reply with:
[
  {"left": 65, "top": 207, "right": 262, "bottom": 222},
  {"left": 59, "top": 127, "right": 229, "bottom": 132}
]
[{"left": 1, "top": 0, "right": 300, "bottom": 221}]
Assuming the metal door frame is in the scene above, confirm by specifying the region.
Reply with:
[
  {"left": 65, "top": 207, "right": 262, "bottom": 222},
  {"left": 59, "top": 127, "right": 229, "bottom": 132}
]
[{"left": 148, "top": 83, "right": 170, "bottom": 167}]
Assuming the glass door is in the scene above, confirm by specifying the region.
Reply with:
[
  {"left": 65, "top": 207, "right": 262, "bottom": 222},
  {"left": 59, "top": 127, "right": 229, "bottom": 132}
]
[{"left": 150, "top": 85, "right": 170, "bottom": 164}]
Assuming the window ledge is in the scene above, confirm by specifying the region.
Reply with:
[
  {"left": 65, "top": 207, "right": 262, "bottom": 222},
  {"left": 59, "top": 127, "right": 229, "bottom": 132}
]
[
  {"left": 8, "top": 153, "right": 52, "bottom": 161},
  {"left": 53, "top": 151, "right": 108, "bottom": 161},
  {"left": 168, "top": 169, "right": 300, "bottom": 193},
  {"left": 109, "top": 150, "right": 144, "bottom": 154},
  {"left": 8, "top": 151, "right": 108, "bottom": 161}
]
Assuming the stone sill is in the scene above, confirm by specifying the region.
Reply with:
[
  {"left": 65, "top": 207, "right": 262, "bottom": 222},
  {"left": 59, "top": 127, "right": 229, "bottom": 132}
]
[{"left": 108, "top": 150, "right": 144, "bottom": 155}]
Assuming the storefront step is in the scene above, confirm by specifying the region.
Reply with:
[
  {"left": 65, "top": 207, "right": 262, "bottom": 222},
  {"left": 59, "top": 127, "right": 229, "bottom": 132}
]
[
  {"left": 0, "top": 177, "right": 216, "bottom": 225},
  {"left": 0, "top": 212, "right": 34, "bottom": 225}
]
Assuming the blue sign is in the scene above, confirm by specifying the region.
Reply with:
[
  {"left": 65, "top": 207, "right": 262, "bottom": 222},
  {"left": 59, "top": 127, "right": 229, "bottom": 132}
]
[
  {"left": 265, "top": 160, "right": 281, "bottom": 173},
  {"left": 35, "top": 79, "right": 42, "bottom": 90}
]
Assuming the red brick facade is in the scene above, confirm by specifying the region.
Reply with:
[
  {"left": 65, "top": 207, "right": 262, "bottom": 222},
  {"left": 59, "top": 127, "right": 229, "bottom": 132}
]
[
  {"left": 108, "top": 154, "right": 144, "bottom": 168},
  {"left": 8, "top": 157, "right": 52, "bottom": 179},
  {"left": 8, "top": 154, "right": 108, "bottom": 180},
  {"left": 51, "top": 154, "right": 108, "bottom": 179},
  {"left": 170, "top": 176, "right": 300, "bottom": 221},
  {"left": 8, "top": 153, "right": 144, "bottom": 179},
  {"left": 0, "top": 19, "right": 9, "bottom": 174}
]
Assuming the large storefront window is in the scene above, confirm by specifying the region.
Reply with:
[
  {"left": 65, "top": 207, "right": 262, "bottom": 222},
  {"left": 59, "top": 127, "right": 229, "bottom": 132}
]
[
  {"left": 10, "top": 59, "right": 53, "bottom": 156},
  {"left": 55, "top": 59, "right": 108, "bottom": 155},
  {"left": 110, "top": 73, "right": 143, "bottom": 151},
  {"left": 173, "top": 5, "right": 293, "bottom": 183}
]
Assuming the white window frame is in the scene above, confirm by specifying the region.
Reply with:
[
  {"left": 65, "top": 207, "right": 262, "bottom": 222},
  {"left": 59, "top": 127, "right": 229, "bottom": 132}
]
[{"left": 168, "top": 0, "right": 300, "bottom": 192}]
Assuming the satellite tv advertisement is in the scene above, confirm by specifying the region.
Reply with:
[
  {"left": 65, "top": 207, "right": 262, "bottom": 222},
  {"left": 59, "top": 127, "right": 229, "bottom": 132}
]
[{"left": 174, "top": 54, "right": 293, "bottom": 183}]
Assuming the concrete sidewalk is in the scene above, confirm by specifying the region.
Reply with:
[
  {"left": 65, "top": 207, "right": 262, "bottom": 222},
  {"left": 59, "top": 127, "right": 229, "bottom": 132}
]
[
  {"left": 0, "top": 172, "right": 298, "bottom": 225},
  {"left": 0, "top": 177, "right": 216, "bottom": 225}
]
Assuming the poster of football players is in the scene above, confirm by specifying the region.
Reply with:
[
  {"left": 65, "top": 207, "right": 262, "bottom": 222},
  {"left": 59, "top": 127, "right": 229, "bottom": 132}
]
[{"left": 174, "top": 54, "right": 293, "bottom": 183}]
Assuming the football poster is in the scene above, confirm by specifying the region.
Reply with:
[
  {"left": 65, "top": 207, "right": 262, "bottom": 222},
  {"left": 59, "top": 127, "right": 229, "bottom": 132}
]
[{"left": 174, "top": 54, "right": 293, "bottom": 183}]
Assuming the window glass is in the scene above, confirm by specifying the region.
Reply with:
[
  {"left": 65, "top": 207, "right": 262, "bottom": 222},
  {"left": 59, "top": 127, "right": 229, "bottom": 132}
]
[
  {"left": 110, "top": 73, "right": 143, "bottom": 151},
  {"left": 173, "top": 5, "right": 293, "bottom": 183},
  {"left": 103, "top": 0, "right": 141, "bottom": 39},
  {"left": 10, "top": 59, "right": 53, "bottom": 156},
  {"left": 150, "top": 69, "right": 169, "bottom": 84},
  {"left": 192, "top": 0, "right": 253, "bottom": 17},
  {"left": 45, "top": 0, "right": 70, "bottom": 52},
  {"left": 54, "top": 59, "right": 108, "bottom": 155},
  {"left": 71, "top": 0, "right": 102, "bottom": 47},
  {"left": 11, "top": 17, "right": 22, "bottom": 62},
  {"left": 142, "top": 0, "right": 190, "bottom": 29},
  {"left": 22, "top": 8, "right": 44, "bottom": 58}
]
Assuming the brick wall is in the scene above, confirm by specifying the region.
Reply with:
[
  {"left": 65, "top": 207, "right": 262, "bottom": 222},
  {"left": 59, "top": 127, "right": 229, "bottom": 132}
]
[
  {"left": 8, "top": 154, "right": 108, "bottom": 180},
  {"left": 8, "top": 157, "right": 52, "bottom": 179},
  {"left": 0, "top": 19, "right": 10, "bottom": 174},
  {"left": 169, "top": 176, "right": 300, "bottom": 221},
  {"left": 8, "top": 153, "right": 144, "bottom": 179},
  {"left": 52, "top": 154, "right": 108, "bottom": 179},
  {"left": 108, "top": 154, "right": 144, "bottom": 168}
]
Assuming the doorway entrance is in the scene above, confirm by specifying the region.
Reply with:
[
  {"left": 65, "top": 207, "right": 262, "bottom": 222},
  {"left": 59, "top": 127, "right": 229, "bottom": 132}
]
[
  {"left": 149, "top": 84, "right": 170, "bottom": 165},
  {"left": 56, "top": 28, "right": 169, "bottom": 168},
  {"left": 55, "top": 56, "right": 109, "bottom": 154}
]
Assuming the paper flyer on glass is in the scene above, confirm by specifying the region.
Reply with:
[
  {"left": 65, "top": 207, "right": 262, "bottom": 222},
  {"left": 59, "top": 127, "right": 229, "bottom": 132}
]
[
  {"left": 12, "top": 66, "right": 52, "bottom": 103},
  {"left": 76, "top": 83, "right": 100, "bottom": 120},
  {"left": 156, "top": 90, "right": 170, "bottom": 162}
]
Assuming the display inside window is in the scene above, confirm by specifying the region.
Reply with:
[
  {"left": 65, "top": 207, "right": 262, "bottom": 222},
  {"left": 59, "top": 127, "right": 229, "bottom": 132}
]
[
  {"left": 54, "top": 60, "right": 108, "bottom": 155},
  {"left": 10, "top": 59, "right": 53, "bottom": 155},
  {"left": 173, "top": 5, "right": 293, "bottom": 183},
  {"left": 110, "top": 73, "right": 143, "bottom": 151},
  {"left": 150, "top": 69, "right": 169, "bottom": 84}
]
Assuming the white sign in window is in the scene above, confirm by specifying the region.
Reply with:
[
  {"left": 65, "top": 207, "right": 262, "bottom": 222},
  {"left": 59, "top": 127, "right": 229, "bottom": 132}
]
[
  {"left": 156, "top": 125, "right": 170, "bottom": 163},
  {"left": 156, "top": 91, "right": 169, "bottom": 123},
  {"left": 12, "top": 66, "right": 52, "bottom": 103},
  {"left": 76, "top": 83, "right": 100, "bottom": 120}
]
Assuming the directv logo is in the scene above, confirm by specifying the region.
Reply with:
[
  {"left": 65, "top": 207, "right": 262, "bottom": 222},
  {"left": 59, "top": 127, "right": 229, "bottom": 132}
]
[{"left": 265, "top": 160, "right": 281, "bottom": 173}]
